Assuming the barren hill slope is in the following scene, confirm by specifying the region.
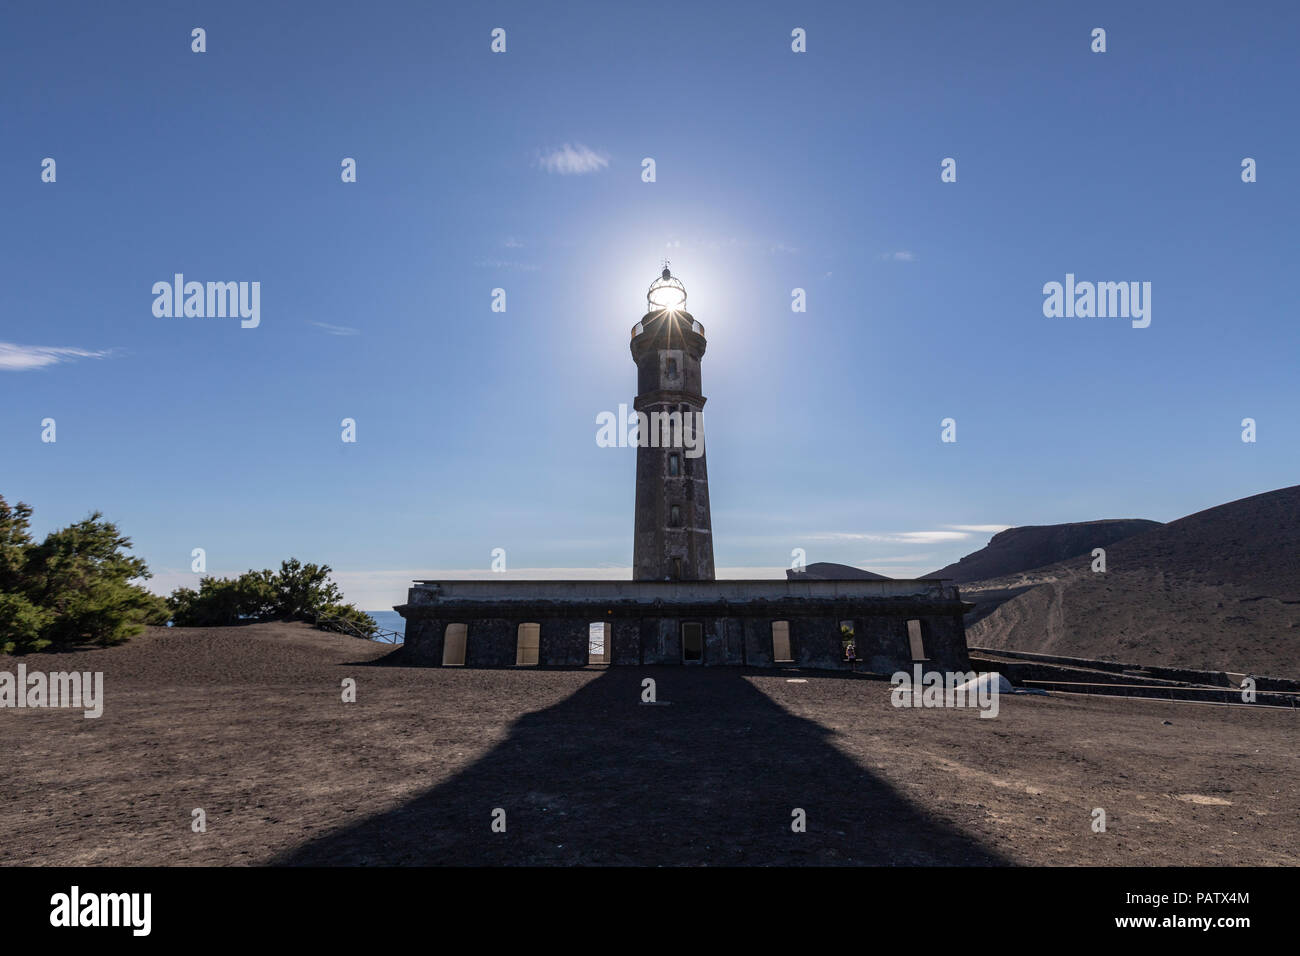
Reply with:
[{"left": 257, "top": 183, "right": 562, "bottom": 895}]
[
  {"left": 787, "top": 561, "right": 892, "bottom": 581},
  {"left": 963, "top": 485, "right": 1300, "bottom": 678},
  {"left": 928, "top": 519, "right": 1161, "bottom": 583}
]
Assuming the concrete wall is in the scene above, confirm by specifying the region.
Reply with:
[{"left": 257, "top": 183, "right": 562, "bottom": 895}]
[
  {"left": 540, "top": 618, "right": 588, "bottom": 666},
  {"left": 400, "top": 606, "right": 972, "bottom": 671},
  {"left": 403, "top": 618, "right": 444, "bottom": 665},
  {"left": 610, "top": 619, "right": 641, "bottom": 665},
  {"left": 791, "top": 616, "right": 842, "bottom": 670}
]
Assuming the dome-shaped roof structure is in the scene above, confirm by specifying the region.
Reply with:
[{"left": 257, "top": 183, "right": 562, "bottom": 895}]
[{"left": 647, "top": 266, "right": 687, "bottom": 311}]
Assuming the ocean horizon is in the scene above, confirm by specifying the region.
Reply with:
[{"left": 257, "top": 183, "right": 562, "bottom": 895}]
[{"left": 364, "top": 610, "right": 405, "bottom": 638}]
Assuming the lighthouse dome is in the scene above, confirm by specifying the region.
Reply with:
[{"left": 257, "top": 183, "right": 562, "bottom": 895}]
[{"left": 646, "top": 266, "right": 687, "bottom": 311}]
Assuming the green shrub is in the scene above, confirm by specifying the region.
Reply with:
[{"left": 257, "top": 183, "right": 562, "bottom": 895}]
[{"left": 167, "top": 558, "right": 376, "bottom": 638}]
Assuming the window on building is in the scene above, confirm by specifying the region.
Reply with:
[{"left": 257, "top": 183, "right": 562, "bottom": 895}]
[
  {"left": 666, "top": 358, "right": 678, "bottom": 378},
  {"left": 442, "top": 623, "right": 467, "bottom": 666},
  {"left": 670, "top": 504, "right": 680, "bottom": 525},
  {"left": 840, "top": 620, "right": 856, "bottom": 662},
  {"left": 907, "top": 619, "right": 927, "bottom": 661},
  {"left": 516, "top": 622, "right": 540, "bottom": 665},
  {"left": 588, "top": 622, "right": 607, "bottom": 664},
  {"left": 672, "top": 556, "right": 683, "bottom": 579},
  {"left": 682, "top": 622, "right": 703, "bottom": 663},
  {"left": 669, "top": 453, "right": 679, "bottom": 476},
  {"left": 771, "top": 621, "right": 793, "bottom": 663}
]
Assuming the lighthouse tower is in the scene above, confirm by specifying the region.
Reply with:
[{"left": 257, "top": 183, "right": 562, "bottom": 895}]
[{"left": 631, "top": 267, "right": 715, "bottom": 581}]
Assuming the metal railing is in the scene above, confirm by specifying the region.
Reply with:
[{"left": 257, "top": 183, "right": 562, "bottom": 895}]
[{"left": 313, "top": 611, "right": 404, "bottom": 644}]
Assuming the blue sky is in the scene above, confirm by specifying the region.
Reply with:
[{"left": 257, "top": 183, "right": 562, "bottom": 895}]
[{"left": 2, "top": 1, "right": 1297, "bottom": 609}]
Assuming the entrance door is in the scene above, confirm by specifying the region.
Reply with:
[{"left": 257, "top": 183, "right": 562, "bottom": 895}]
[
  {"left": 771, "top": 620, "right": 792, "bottom": 663},
  {"left": 442, "top": 623, "right": 467, "bottom": 666}
]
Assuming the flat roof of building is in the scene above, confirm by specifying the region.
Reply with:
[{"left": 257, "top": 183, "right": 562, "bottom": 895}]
[{"left": 407, "top": 578, "right": 959, "bottom": 604}]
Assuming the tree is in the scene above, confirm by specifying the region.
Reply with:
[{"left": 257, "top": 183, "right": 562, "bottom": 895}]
[{"left": 0, "top": 496, "right": 166, "bottom": 652}]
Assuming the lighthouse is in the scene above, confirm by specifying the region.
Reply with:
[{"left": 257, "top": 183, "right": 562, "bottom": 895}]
[
  {"left": 631, "top": 266, "right": 716, "bottom": 581},
  {"left": 399, "top": 266, "right": 972, "bottom": 672}
]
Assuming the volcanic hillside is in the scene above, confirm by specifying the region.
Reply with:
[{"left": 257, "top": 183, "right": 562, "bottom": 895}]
[
  {"left": 958, "top": 486, "right": 1300, "bottom": 679},
  {"left": 928, "top": 519, "right": 1161, "bottom": 583}
]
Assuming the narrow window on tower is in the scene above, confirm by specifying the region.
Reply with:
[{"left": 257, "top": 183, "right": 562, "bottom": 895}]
[
  {"left": 669, "top": 453, "right": 679, "bottom": 476},
  {"left": 673, "top": 556, "right": 683, "bottom": 579},
  {"left": 666, "top": 358, "right": 678, "bottom": 378},
  {"left": 670, "top": 504, "right": 680, "bottom": 526}
]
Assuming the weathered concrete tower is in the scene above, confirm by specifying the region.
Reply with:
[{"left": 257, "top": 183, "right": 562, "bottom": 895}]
[{"left": 631, "top": 267, "right": 715, "bottom": 581}]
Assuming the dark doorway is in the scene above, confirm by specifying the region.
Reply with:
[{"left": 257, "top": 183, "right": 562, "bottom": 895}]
[{"left": 682, "top": 622, "right": 703, "bottom": 663}]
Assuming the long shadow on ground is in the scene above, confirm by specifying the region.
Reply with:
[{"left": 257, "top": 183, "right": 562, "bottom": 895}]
[{"left": 277, "top": 667, "right": 1007, "bottom": 865}]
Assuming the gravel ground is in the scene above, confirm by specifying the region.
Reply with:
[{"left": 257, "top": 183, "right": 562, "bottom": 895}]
[{"left": 1, "top": 622, "right": 1295, "bottom": 866}]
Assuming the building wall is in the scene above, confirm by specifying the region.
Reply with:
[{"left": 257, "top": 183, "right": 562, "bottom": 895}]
[
  {"left": 540, "top": 618, "right": 588, "bottom": 666},
  {"left": 400, "top": 609, "right": 971, "bottom": 673}
]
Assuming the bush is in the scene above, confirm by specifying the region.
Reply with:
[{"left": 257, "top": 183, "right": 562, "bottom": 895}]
[{"left": 167, "top": 558, "right": 376, "bottom": 638}]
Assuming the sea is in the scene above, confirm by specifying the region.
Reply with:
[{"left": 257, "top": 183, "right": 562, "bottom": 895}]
[{"left": 363, "top": 610, "right": 406, "bottom": 640}]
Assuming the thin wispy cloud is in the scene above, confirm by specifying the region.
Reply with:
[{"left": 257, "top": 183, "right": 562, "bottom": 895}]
[
  {"left": 881, "top": 250, "right": 916, "bottom": 262},
  {"left": 946, "top": 524, "right": 1012, "bottom": 533},
  {"left": 537, "top": 143, "right": 609, "bottom": 175},
  {"left": 308, "top": 322, "right": 359, "bottom": 336},
  {"left": 665, "top": 236, "right": 799, "bottom": 254},
  {"left": 854, "top": 553, "right": 938, "bottom": 563},
  {"left": 0, "top": 342, "right": 114, "bottom": 371},
  {"left": 475, "top": 258, "right": 540, "bottom": 272},
  {"left": 810, "top": 530, "right": 972, "bottom": 544}
]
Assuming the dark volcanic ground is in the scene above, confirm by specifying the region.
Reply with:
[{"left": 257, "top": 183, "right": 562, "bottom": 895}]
[{"left": 2, "top": 622, "right": 1295, "bottom": 866}]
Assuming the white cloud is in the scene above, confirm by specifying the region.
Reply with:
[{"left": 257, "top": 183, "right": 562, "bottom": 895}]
[
  {"left": 0, "top": 342, "right": 113, "bottom": 371},
  {"left": 854, "top": 553, "right": 937, "bottom": 563},
  {"left": 945, "top": 524, "right": 1012, "bottom": 533},
  {"left": 881, "top": 251, "right": 916, "bottom": 262},
  {"left": 809, "top": 530, "right": 971, "bottom": 544},
  {"left": 475, "top": 258, "right": 540, "bottom": 272},
  {"left": 537, "top": 143, "right": 609, "bottom": 175},
  {"left": 308, "top": 322, "right": 359, "bottom": 336},
  {"left": 662, "top": 235, "right": 799, "bottom": 255}
]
